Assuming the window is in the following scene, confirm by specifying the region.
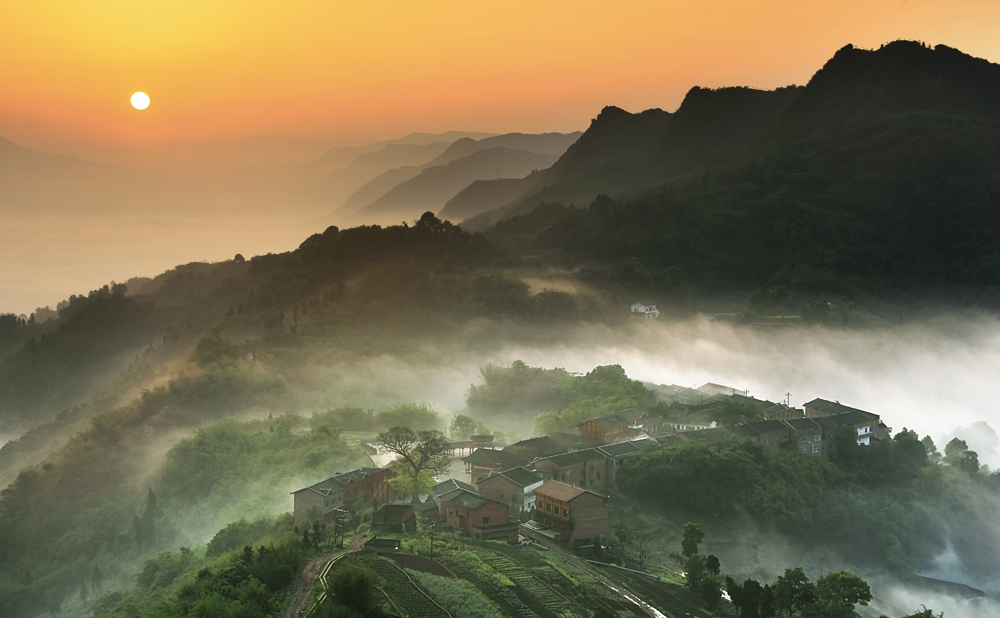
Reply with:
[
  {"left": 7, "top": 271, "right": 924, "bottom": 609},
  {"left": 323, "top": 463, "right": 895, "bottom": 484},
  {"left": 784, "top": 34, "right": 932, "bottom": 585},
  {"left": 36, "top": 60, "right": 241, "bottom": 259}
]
[
  {"left": 545, "top": 503, "right": 551, "bottom": 512},
  {"left": 448, "top": 510, "right": 454, "bottom": 518},
  {"left": 580, "top": 469, "right": 585, "bottom": 477},
  {"left": 815, "top": 434, "right": 822, "bottom": 441},
  {"left": 563, "top": 509, "right": 569, "bottom": 517},
  {"left": 589, "top": 465, "right": 595, "bottom": 474},
  {"left": 482, "top": 517, "right": 490, "bottom": 525},
  {"left": 500, "top": 493, "right": 505, "bottom": 500},
  {"left": 589, "top": 480, "right": 594, "bottom": 487}
]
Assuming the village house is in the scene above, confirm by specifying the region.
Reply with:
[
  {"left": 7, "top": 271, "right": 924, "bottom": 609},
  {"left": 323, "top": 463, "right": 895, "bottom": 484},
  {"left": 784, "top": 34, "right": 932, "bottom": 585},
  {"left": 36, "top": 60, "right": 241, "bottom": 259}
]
[
  {"left": 784, "top": 418, "right": 824, "bottom": 455},
  {"left": 762, "top": 404, "right": 806, "bottom": 421},
  {"left": 531, "top": 480, "right": 609, "bottom": 547},
  {"left": 292, "top": 467, "right": 395, "bottom": 525},
  {"left": 745, "top": 420, "right": 793, "bottom": 448},
  {"left": 463, "top": 448, "right": 519, "bottom": 482},
  {"left": 533, "top": 448, "right": 610, "bottom": 491},
  {"left": 503, "top": 436, "right": 566, "bottom": 462},
  {"left": 578, "top": 415, "right": 631, "bottom": 444},
  {"left": 371, "top": 504, "right": 416, "bottom": 533},
  {"left": 595, "top": 439, "right": 659, "bottom": 490},
  {"left": 442, "top": 489, "right": 520, "bottom": 543},
  {"left": 476, "top": 466, "right": 544, "bottom": 520},
  {"left": 431, "top": 478, "right": 478, "bottom": 520}
]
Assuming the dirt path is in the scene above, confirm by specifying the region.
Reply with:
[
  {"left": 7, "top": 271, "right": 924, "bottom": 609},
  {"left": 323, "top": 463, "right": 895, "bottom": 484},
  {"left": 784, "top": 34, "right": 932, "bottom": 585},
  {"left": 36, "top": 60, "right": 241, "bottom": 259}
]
[
  {"left": 282, "top": 535, "right": 365, "bottom": 618},
  {"left": 524, "top": 534, "right": 669, "bottom": 618}
]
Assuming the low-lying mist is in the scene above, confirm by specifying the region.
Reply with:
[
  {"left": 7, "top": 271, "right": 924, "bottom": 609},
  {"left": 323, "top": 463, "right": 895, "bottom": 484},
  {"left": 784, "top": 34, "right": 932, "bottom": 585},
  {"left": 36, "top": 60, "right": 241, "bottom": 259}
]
[{"left": 343, "top": 314, "right": 1000, "bottom": 465}]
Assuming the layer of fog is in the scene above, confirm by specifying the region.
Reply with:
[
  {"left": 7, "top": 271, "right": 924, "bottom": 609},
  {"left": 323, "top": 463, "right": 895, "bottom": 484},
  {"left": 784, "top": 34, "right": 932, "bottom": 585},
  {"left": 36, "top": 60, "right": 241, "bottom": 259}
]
[
  {"left": 367, "top": 316, "right": 1000, "bottom": 467},
  {"left": 0, "top": 214, "right": 311, "bottom": 314}
]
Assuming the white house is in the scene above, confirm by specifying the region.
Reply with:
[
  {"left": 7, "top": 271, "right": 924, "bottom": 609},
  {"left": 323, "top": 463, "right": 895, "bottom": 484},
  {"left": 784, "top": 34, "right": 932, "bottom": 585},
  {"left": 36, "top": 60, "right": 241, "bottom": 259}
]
[{"left": 630, "top": 302, "right": 660, "bottom": 318}]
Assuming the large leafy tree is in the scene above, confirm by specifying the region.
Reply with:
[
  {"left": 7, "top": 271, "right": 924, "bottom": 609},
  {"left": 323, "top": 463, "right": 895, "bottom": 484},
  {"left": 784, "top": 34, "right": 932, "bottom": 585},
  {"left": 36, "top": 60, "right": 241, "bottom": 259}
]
[
  {"left": 773, "top": 567, "right": 816, "bottom": 618},
  {"left": 376, "top": 426, "right": 451, "bottom": 503}
]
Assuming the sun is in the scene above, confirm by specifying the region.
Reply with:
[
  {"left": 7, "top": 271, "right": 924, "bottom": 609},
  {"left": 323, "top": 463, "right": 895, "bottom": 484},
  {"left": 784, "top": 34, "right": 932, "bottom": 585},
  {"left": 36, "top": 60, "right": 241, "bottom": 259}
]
[{"left": 130, "top": 92, "right": 150, "bottom": 110}]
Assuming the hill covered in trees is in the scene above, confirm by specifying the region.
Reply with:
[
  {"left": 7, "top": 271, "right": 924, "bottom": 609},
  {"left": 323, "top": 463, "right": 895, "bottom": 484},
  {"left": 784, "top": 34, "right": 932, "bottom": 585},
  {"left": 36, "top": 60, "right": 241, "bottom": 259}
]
[{"left": 457, "top": 41, "right": 1000, "bottom": 313}]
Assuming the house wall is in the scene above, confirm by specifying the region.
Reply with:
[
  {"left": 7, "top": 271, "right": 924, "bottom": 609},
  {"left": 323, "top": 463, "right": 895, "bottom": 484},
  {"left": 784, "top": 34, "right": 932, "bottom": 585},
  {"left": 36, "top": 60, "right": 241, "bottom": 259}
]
[
  {"left": 534, "top": 456, "right": 609, "bottom": 491},
  {"left": 568, "top": 492, "right": 609, "bottom": 542},
  {"left": 444, "top": 500, "right": 509, "bottom": 534},
  {"left": 477, "top": 476, "right": 525, "bottom": 519},
  {"left": 292, "top": 490, "right": 328, "bottom": 525}
]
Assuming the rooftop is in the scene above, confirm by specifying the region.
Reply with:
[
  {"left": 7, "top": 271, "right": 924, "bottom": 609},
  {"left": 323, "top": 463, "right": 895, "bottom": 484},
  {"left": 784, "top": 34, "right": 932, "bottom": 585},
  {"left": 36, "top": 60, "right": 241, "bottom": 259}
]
[
  {"left": 804, "top": 398, "right": 877, "bottom": 418},
  {"left": 432, "top": 478, "right": 478, "bottom": 497},
  {"left": 540, "top": 448, "right": 605, "bottom": 468},
  {"left": 482, "top": 466, "right": 543, "bottom": 488},
  {"left": 463, "top": 448, "right": 515, "bottom": 466},
  {"left": 445, "top": 489, "right": 491, "bottom": 510},
  {"left": 535, "top": 480, "right": 604, "bottom": 503}
]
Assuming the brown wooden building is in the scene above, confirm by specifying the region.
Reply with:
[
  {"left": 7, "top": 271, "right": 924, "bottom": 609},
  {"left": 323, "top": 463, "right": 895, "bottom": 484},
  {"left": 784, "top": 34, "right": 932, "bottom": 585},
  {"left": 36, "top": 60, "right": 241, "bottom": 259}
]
[
  {"left": 532, "top": 480, "right": 609, "bottom": 546},
  {"left": 533, "top": 448, "right": 610, "bottom": 491}
]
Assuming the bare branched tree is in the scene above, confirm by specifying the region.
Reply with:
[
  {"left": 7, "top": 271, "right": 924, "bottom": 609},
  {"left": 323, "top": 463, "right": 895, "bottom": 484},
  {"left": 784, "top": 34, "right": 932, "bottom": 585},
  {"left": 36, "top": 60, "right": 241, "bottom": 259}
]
[{"left": 376, "top": 426, "right": 451, "bottom": 502}]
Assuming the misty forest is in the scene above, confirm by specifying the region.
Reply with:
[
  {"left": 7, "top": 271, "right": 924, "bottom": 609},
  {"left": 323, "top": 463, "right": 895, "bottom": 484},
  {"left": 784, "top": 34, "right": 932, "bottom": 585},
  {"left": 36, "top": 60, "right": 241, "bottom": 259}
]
[{"left": 5, "top": 40, "right": 1000, "bottom": 618}]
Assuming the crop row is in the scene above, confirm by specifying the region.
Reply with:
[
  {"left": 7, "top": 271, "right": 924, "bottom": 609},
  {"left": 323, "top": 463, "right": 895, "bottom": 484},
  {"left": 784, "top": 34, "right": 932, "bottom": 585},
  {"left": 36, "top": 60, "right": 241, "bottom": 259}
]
[
  {"left": 441, "top": 555, "right": 538, "bottom": 618},
  {"left": 360, "top": 554, "right": 452, "bottom": 618},
  {"left": 465, "top": 547, "right": 587, "bottom": 617}
]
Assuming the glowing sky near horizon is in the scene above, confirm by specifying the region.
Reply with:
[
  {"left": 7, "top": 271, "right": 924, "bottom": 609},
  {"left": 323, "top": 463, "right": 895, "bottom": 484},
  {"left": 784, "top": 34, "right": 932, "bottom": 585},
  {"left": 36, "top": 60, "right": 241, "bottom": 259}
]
[{"left": 2, "top": 0, "right": 1000, "bottom": 150}]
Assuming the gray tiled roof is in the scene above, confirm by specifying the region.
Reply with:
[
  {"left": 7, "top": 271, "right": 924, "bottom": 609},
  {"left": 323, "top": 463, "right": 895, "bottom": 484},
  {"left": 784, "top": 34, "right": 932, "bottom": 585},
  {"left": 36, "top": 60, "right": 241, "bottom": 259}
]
[
  {"left": 432, "top": 478, "right": 478, "bottom": 497},
  {"left": 446, "top": 490, "right": 491, "bottom": 509},
  {"left": 541, "top": 448, "right": 606, "bottom": 468}
]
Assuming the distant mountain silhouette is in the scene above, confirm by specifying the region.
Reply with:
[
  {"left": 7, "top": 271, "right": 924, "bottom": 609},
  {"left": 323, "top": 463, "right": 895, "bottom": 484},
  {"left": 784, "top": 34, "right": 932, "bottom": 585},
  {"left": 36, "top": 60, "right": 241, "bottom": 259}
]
[
  {"left": 344, "top": 147, "right": 561, "bottom": 225},
  {"left": 327, "top": 132, "right": 580, "bottom": 224},
  {"left": 306, "top": 141, "right": 451, "bottom": 208},
  {"left": 439, "top": 177, "right": 537, "bottom": 221}
]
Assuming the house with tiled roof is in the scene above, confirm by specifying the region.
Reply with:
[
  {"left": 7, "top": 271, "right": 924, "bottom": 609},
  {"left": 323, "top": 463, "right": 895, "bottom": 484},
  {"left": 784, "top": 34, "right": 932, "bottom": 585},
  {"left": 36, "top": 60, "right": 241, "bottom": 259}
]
[
  {"left": 596, "top": 439, "right": 659, "bottom": 490},
  {"left": 291, "top": 467, "right": 395, "bottom": 524},
  {"left": 503, "top": 436, "right": 566, "bottom": 463},
  {"left": 533, "top": 448, "right": 610, "bottom": 491},
  {"left": 442, "top": 489, "right": 519, "bottom": 543},
  {"left": 431, "top": 478, "right": 479, "bottom": 520},
  {"left": 531, "top": 480, "right": 609, "bottom": 547},
  {"left": 462, "top": 448, "right": 518, "bottom": 482},
  {"left": 476, "top": 466, "right": 544, "bottom": 519}
]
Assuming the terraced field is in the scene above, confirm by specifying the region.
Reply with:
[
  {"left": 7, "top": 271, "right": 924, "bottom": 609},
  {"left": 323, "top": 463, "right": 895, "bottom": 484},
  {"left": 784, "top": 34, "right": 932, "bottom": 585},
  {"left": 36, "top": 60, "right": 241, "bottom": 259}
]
[
  {"left": 359, "top": 554, "right": 453, "bottom": 618},
  {"left": 465, "top": 546, "right": 593, "bottom": 618},
  {"left": 441, "top": 555, "right": 537, "bottom": 618}
]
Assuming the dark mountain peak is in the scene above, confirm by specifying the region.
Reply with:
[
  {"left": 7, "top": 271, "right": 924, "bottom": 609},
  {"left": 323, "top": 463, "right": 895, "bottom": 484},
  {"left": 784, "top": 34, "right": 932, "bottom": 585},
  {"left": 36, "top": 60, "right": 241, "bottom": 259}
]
[{"left": 789, "top": 40, "right": 1000, "bottom": 124}]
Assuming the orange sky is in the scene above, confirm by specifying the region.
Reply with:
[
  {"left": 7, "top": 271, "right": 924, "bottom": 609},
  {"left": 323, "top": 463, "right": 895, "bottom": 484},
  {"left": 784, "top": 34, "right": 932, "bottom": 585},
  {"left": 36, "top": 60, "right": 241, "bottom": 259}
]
[{"left": 2, "top": 0, "right": 1000, "bottom": 151}]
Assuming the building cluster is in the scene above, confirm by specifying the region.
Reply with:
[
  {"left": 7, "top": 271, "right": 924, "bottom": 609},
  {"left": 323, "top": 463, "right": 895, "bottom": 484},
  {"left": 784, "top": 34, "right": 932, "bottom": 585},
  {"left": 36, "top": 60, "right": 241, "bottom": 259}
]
[{"left": 292, "top": 390, "right": 888, "bottom": 551}]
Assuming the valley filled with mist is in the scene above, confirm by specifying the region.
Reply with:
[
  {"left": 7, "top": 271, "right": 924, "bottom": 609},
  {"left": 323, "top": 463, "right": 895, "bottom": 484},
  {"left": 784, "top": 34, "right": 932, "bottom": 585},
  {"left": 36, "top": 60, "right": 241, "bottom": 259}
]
[{"left": 4, "top": 39, "right": 1000, "bottom": 618}]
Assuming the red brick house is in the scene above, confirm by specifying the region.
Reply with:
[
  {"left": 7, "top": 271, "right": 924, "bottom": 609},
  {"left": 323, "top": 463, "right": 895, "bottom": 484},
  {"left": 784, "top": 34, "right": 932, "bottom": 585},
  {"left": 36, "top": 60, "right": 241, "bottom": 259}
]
[
  {"left": 532, "top": 480, "right": 609, "bottom": 547},
  {"left": 431, "top": 478, "right": 479, "bottom": 520},
  {"left": 292, "top": 467, "right": 395, "bottom": 525},
  {"left": 475, "top": 466, "right": 543, "bottom": 520},
  {"left": 442, "top": 490, "right": 519, "bottom": 543}
]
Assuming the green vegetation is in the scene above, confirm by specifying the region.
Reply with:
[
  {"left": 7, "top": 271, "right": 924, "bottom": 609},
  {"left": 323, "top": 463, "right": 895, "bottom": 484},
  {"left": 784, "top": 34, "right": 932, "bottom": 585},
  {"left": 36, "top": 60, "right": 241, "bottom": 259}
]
[
  {"left": 406, "top": 569, "right": 504, "bottom": 618},
  {"left": 465, "top": 360, "right": 661, "bottom": 434},
  {"left": 619, "top": 428, "right": 1000, "bottom": 576}
]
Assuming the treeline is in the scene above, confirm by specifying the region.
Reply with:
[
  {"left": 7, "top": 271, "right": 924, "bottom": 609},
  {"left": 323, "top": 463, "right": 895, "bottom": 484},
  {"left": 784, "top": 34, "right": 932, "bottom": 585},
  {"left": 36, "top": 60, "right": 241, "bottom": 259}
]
[
  {"left": 465, "top": 360, "right": 662, "bottom": 434},
  {"left": 619, "top": 428, "right": 1000, "bottom": 577}
]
